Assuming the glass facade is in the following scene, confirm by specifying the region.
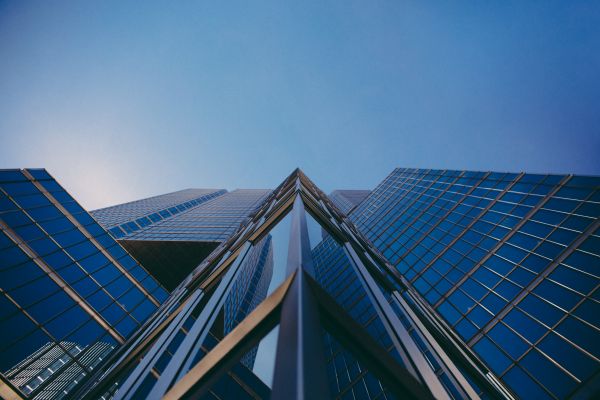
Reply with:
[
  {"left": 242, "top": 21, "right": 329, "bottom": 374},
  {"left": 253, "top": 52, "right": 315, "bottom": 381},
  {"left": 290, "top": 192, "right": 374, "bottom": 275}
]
[
  {"left": 1, "top": 171, "right": 275, "bottom": 400},
  {"left": 329, "top": 190, "right": 371, "bottom": 216},
  {"left": 312, "top": 236, "right": 401, "bottom": 399},
  {"left": 2, "top": 166, "right": 597, "bottom": 400},
  {"left": 75, "top": 169, "right": 476, "bottom": 400},
  {"left": 0, "top": 168, "right": 168, "bottom": 399},
  {"left": 348, "top": 168, "right": 600, "bottom": 399},
  {"left": 224, "top": 235, "right": 274, "bottom": 369},
  {"left": 91, "top": 189, "right": 271, "bottom": 291},
  {"left": 95, "top": 189, "right": 270, "bottom": 242},
  {"left": 91, "top": 188, "right": 227, "bottom": 239}
]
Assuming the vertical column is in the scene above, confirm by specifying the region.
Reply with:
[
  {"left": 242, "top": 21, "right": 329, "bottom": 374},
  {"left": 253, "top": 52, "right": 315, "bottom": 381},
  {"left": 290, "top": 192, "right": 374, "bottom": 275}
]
[{"left": 271, "top": 191, "right": 331, "bottom": 399}]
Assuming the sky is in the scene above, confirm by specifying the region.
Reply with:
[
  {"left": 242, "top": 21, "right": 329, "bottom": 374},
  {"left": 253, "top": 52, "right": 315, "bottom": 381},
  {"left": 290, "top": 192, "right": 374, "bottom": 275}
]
[{"left": 1, "top": 1, "right": 599, "bottom": 210}]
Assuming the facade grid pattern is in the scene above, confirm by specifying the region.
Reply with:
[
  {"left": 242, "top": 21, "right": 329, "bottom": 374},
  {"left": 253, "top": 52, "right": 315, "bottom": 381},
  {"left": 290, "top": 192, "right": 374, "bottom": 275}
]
[
  {"left": 0, "top": 169, "right": 168, "bottom": 399},
  {"left": 91, "top": 188, "right": 227, "bottom": 239},
  {"left": 117, "top": 189, "right": 271, "bottom": 242},
  {"left": 349, "top": 168, "right": 600, "bottom": 400}
]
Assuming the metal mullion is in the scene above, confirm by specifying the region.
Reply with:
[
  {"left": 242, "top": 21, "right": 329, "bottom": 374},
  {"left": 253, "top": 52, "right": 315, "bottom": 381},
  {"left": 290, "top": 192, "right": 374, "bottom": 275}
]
[
  {"left": 401, "top": 172, "right": 496, "bottom": 284},
  {"left": 0, "top": 220, "right": 125, "bottom": 343},
  {"left": 302, "top": 193, "right": 348, "bottom": 241},
  {"left": 271, "top": 192, "right": 331, "bottom": 399},
  {"left": 248, "top": 192, "right": 294, "bottom": 243},
  {"left": 162, "top": 272, "right": 295, "bottom": 400},
  {"left": 401, "top": 289, "right": 515, "bottom": 399},
  {"left": 2, "top": 192, "right": 140, "bottom": 316},
  {"left": 351, "top": 168, "right": 399, "bottom": 224},
  {"left": 356, "top": 170, "right": 427, "bottom": 230},
  {"left": 306, "top": 273, "right": 435, "bottom": 400},
  {"left": 383, "top": 172, "right": 450, "bottom": 252},
  {"left": 146, "top": 241, "right": 254, "bottom": 399},
  {"left": 392, "top": 292, "right": 484, "bottom": 399},
  {"left": 111, "top": 289, "right": 205, "bottom": 400},
  {"left": 491, "top": 318, "right": 585, "bottom": 384},
  {"left": 343, "top": 243, "right": 451, "bottom": 399},
  {"left": 368, "top": 171, "right": 433, "bottom": 231},
  {"left": 9, "top": 340, "right": 107, "bottom": 398},
  {"left": 499, "top": 354, "right": 563, "bottom": 400},
  {"left": 0, "top": 289, "right": 108, "bottom": 393},
  {"left": 432, "top": 174, "right": 571, "bottom": 309},
  {"left": 487, "top": 274, "right": 600, "bottom": 377},
  {"left": 122, "top": 190, "right": 227, "bottom": 232},
  {"left": 191, "top": 248, "right": 243, "bottom": 291},
  {"left": 20, "top": 170, "right": 162, "bottom": 307},
  {"left": 465, "top": 188, "right": 600, "bottom": 346},
  {"left": 190, "top": 192, "right": 286, "bottom": 276},
  {"left": 76, "top": 291, "right": 189, "bottom": 399}
]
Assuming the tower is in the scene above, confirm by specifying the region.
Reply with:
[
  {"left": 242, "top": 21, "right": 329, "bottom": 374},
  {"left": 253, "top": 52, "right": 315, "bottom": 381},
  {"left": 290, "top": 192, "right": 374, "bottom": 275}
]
[
  {"left": 1, "top": 167, "right": 598, "bottom": 400},
  {"left": 72, "top": 169, "right": 516, "bottom": 400},
  {"left": 347, "top": 168, "right": 600, "bottom": 399},
  {"left": 0, "top": 169, "right": 168, "bottom": 399}
]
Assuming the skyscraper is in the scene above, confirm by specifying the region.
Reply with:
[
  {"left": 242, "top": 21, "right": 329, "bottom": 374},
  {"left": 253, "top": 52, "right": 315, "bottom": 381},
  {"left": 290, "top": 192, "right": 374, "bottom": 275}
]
[
  {"left": 347, "top": 168, "right": 600, "bottom": 400},
  {"left": 91, "top": 189, "right": 270, "bottom": 290},
  {"left": 0, "top": 171, "right": 273, "bottom": 400},
  {"left": 1, "top": 167, "right": 598, "bottom": 400},
  {"left": 67, "top": 169, "right": 518, "bottom": 400},
  {"left": 328, "top": 190, "right": 371, "bottom": 216},
  {"left": 0, "top": 169, "right": 168, "bottom": 400}
]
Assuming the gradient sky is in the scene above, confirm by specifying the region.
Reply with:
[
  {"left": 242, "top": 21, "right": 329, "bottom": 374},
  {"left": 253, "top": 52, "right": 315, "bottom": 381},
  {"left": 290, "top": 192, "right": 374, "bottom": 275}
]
[{"left": 1, "top": 1, "right": 599, "bottom": 210}]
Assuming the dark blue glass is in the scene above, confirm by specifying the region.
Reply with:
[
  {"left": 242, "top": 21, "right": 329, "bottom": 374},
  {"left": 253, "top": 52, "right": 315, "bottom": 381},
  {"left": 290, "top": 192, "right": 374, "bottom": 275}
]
[
  {"left": 503, "top": 366, "right": 552, "bottom": 399},
  {"left": 538, "top": 332, "right": 597, "bottom": 381},
  {"left": 8, "top": 275, "right": 61, "bottom": 308},
  {"left": 0, "top": 261, "right": 44, "bottom": 291},
  {"left": 504, "top": 308, "right": 546, "bottom": 343},
  {"left": 520, "top": 349, "right": 577, "bottom": 398},
  {"left": 473, "top": 336, "right": 511, "bottom": 374},
  {"left": 488, "top": 323, "right": 528, "bottom": 360},
  {"left": 556, "top": 316, "right": 600, "bottom": 359},
  {"left": 518, "top": 294, "right": 563, "bottom": 327}
]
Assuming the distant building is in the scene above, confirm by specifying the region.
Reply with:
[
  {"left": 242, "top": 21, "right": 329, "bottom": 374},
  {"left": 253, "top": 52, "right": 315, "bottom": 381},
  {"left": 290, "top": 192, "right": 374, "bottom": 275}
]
[
  {"left": 329, "top": 190, "right": 371, "bottom": 216},
  {"left": 91, "top": 189, "right": 270, "bottom": 290},
  {"left": 5, "top": 341, "right": 114, "bottom": 399}
]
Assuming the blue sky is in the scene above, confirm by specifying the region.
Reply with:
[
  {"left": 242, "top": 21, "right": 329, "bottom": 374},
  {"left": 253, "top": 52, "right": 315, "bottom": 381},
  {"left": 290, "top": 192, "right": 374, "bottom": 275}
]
[{"left": 1, "top": 1, "right": 599, "bottom": 210}]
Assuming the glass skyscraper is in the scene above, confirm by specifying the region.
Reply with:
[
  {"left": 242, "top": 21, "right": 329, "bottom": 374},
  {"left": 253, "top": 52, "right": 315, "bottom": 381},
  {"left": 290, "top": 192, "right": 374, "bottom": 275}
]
[
  {"left": 0, "top": 170, "right": 273, "bottom": 400},
  {"left": 0, "top": 169, "right": 168, "bottom": 399},
  {"left": 347, "top": 168, "right": 599, "bottom": 400},
  {"left": 91, "top": 189, "right": 270, "bottom": 291},
  {"left": 328, "top": 190, "right": 372, "bottom": 216},
  {"left": 1, "top": 167, "right": 598, "bottom": 400}
]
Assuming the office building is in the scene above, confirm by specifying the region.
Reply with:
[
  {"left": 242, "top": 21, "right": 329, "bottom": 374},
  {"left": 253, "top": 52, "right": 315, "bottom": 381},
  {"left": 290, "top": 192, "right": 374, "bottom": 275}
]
[
  {"left": 328, "top": 190, "right": 371, "bottom": 216},
  {"left": 0, "top": 171, "right": 273, "bottom": 400},
  {"left": 348, "top": 168, "right": 600, "bottom": 399},
  {"left": 91, "top": 189, "right": 270, "bottom": 290},
  {"left": 70, "top": 169, "right": 517, "bottom": 400},
  {"left": 4, "top": 341, "right": 114, "bottom": 400},
  {"left": 0, "top": 169, "right": 168, "bottom": 399},
  {"left": 1, "top": 167, "right": 598, "bottom": 400}
]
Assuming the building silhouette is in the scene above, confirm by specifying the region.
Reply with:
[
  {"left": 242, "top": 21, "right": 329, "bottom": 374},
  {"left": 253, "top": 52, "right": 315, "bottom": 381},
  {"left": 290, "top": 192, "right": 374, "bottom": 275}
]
[{"left": 1, "top": 167, "right": 598, "bottom": 400}]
